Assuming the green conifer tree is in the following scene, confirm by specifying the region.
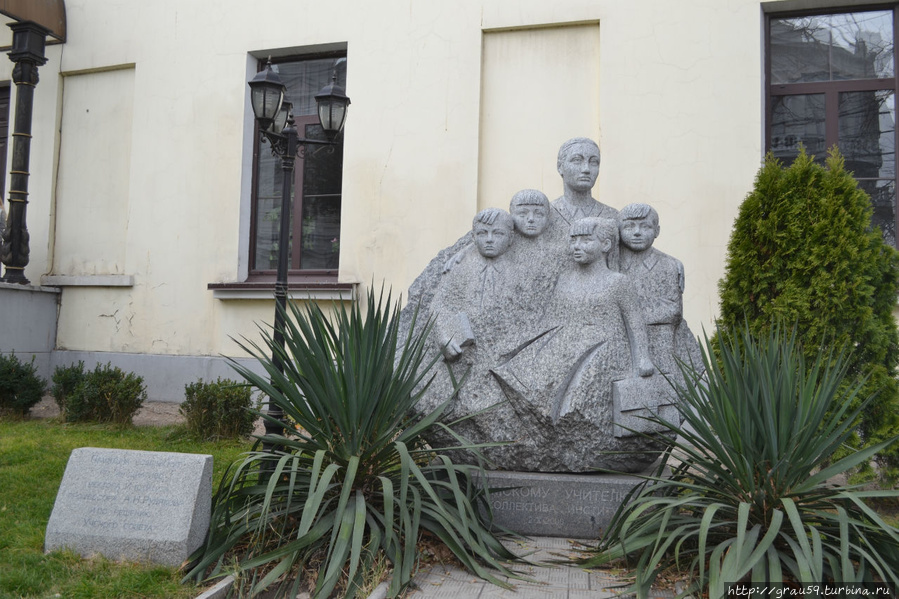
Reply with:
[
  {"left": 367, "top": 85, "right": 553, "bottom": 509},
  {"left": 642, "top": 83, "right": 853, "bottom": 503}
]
[{"left": 718, "top": 148, "right": 899, "bottom": 478}]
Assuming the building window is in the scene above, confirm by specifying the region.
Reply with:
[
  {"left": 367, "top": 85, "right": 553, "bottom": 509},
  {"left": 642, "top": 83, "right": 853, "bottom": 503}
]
[
  {"left": 249, "top": 54, "right": 346, "bottom": 277},
  {"left": 766, "top": 8, "right": 898, "bottom": 246}
]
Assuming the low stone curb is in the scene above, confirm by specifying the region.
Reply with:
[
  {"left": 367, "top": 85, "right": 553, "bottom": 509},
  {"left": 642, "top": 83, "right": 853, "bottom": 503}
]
[
  {"left": 191, "top": 576, "right": 388, "bottom": 599},
  {"left": 365, "top": 581, "right": 390, "bottom": 599},
  {"left": 194, "top": 575, "right": 234, "bottom": 599}
]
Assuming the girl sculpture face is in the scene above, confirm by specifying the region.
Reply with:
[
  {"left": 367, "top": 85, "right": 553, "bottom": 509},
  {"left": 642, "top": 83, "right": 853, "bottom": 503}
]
[{"left": 570, "top": 232, "right": 610, "bottom": 265}]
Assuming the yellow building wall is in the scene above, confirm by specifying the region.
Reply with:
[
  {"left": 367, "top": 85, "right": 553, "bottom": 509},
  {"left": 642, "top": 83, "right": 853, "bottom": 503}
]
[
  {"left": 478, "top": 23, "right": 602, "bottom": 211},
  {"left": 54, "top": 67, "right": 134, "bottom": 277},
  {"left": 12, "top": 0, "right": 777, "bottom": 360}
]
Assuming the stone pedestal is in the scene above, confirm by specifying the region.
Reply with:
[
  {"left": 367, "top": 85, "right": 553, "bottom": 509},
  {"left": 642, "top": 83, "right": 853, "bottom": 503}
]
[{"left": 478, "top": 470, "right": 643, "bottom": 539}]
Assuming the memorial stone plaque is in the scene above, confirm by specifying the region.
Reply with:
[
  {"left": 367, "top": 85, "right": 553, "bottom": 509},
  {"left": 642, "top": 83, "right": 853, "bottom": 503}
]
[
  {"left": 480, "top": 471, "right": 643, "bottom": 538},
  {"left": 45, "top": 447, "right": 212, "bottom": 566}
]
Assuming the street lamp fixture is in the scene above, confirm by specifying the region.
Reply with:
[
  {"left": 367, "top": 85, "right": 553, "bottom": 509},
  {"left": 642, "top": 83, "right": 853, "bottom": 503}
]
[
  {"left": 248, "top": 60, "right": 350, "bottom": 442},
  {"left": 315, "top": 72, "right": 351, "bottom": 140},
  {"left": 271, "top": 101, "right": 291, "bottom": 137},
  {"left": 0, "top": 20, "right": 50, "bottom": 284},
  {"left": 248, "top": 62, "right": 286, "bottom": 131}
]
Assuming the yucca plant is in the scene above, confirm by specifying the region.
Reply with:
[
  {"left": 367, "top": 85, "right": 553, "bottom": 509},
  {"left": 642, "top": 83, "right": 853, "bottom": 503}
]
[
  {"left": 582, "top": 324, "right": 899, "bottom": 598},
  {"left": 184, "top": 288, "right": 520, "bottom": 598}
]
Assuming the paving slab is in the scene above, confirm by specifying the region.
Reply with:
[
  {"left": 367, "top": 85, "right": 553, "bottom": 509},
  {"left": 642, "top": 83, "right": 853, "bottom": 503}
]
[{"left": 403, "top": 537, "right": 676, "bottom": 599}]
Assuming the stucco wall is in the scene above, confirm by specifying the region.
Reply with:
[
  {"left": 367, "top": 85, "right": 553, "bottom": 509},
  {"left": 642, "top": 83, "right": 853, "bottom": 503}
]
[{"left": 8, "top": 0, "right": 777, "bottom": 364}]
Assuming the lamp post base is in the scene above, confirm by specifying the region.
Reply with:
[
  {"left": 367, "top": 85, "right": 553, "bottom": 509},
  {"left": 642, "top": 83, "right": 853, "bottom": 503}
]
[{"left": 0, "top": 266, "right": 29, "bottom": 285}]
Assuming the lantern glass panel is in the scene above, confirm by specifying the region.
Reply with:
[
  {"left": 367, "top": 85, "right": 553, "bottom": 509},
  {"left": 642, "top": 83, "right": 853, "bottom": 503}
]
[
  {"left": 318, "top": 100, "right": 347, "bottom": 133},
  {"left": 251, "top": 84, "right": 282, "bottom": 123},
  {"left": 271, "top": 102, "right": 291, "bottom": 134}
]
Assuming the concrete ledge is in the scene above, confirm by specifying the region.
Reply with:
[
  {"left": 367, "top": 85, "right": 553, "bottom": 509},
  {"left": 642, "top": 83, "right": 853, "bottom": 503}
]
[
  {"left": 40, "top": 274, "right": 135, "bottom": 287},
  {"left": 0, "top": 281, "right": 61, "bottom": 293},
  {"left": 208, "top": 281, "right": 355, "bottom": 302},
  {"left": 211, "top": 287, "right": 352, "bottom": 301}
]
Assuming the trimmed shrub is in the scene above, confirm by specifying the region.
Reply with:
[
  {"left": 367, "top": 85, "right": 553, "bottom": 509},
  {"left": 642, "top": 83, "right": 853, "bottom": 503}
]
[
  {"left": 0, "top": 353, "right": 47, "bottom": 416},
  {"left": 62, "top": 363, "right": 147, "bottom": 425},
  {"left": 51, "top": 360, "right": 86, "bottom": 414},
  {"left": 717, "top": 148, "right": 899, "bottom": 477},
  {"left": 180, "top": 378, "right": 258, "bottom": 440}
]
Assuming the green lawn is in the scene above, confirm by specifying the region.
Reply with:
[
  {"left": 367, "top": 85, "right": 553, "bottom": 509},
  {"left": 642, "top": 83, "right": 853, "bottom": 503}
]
[{"left": 0, "top": 419, "right": 253, "bottom": 599}]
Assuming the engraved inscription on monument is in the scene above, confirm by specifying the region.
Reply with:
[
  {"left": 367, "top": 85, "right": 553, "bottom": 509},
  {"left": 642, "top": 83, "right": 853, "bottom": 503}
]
[
  {"left": 480, "top": 471, "right": 643, "bottom": 538},
  {"left": 45, "top": 447, "right": 212, "bottom": 566}
]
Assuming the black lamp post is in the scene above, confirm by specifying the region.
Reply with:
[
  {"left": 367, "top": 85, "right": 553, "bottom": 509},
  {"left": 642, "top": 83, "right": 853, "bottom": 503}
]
[
  {"left": 0, "top": 21, "right": 50, "bottom": 284},
  {"left": 248, "top": 60, "right": 350, "bottom": 441}
]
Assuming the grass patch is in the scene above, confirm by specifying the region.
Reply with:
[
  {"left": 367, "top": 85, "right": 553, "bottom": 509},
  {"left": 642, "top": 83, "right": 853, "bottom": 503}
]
[{"left": 0, "top": 418, "right": 252, "bottom": 599}]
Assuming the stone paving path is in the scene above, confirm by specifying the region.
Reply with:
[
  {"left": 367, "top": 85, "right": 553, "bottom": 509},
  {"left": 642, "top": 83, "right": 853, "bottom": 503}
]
[{"left": 400, "top": 536, "right": 676, "bottom": 599}]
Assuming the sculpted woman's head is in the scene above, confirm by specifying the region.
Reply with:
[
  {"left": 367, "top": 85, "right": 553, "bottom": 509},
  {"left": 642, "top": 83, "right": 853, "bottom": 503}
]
[{"left": 557, "top": 137, "right": 601, "bottom": 193}]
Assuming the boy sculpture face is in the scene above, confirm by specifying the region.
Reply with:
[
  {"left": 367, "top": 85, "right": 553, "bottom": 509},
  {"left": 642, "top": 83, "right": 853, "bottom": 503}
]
[
  {"left": 619, "top": 217, "right": 658, "bottom": 252},
  {"left": 473, "top": 220, "right": 513, "bottom": 258},
  {"left": 618, "top": 204, "right": 661, "bottom": 252}
]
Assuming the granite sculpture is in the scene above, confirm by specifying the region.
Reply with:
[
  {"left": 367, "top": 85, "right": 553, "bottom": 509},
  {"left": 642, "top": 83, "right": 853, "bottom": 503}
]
[{"left": 400, "top": 138, "right": 700, "bottom": 473}]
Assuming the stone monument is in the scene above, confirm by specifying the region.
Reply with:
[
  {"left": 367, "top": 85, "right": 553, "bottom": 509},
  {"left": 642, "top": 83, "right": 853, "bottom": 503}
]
[
  {"left": 399, "top": 138, "right": 702, "bottom": 535},
  {"left": 401, "top": 138, "right": 700, "bottom": 474},
  {"left": 45, "top": 447, "right": 212, "bottom": 566}
]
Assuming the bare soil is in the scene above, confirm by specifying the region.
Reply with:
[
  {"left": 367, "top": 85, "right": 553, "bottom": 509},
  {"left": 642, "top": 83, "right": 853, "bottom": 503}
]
[
  {"left": 29, "top": 396, "right": 186, "bottom": 426},
  {"left": 29, "top": 397, "right": 267, "bottom": 435}
]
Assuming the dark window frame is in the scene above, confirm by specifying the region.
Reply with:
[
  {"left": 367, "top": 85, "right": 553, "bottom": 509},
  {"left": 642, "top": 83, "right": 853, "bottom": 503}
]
[
  {"left": 247, "top": 51, "right": 346, "bottom": 282},
  {"left": 765, "top": 5, "right": 899, "bottom": 245}
]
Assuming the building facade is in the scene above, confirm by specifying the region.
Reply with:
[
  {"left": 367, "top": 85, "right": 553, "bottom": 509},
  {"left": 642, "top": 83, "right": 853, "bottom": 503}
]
[{"left": 0, "top": 0, "right": 895, "bottom": 400}]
